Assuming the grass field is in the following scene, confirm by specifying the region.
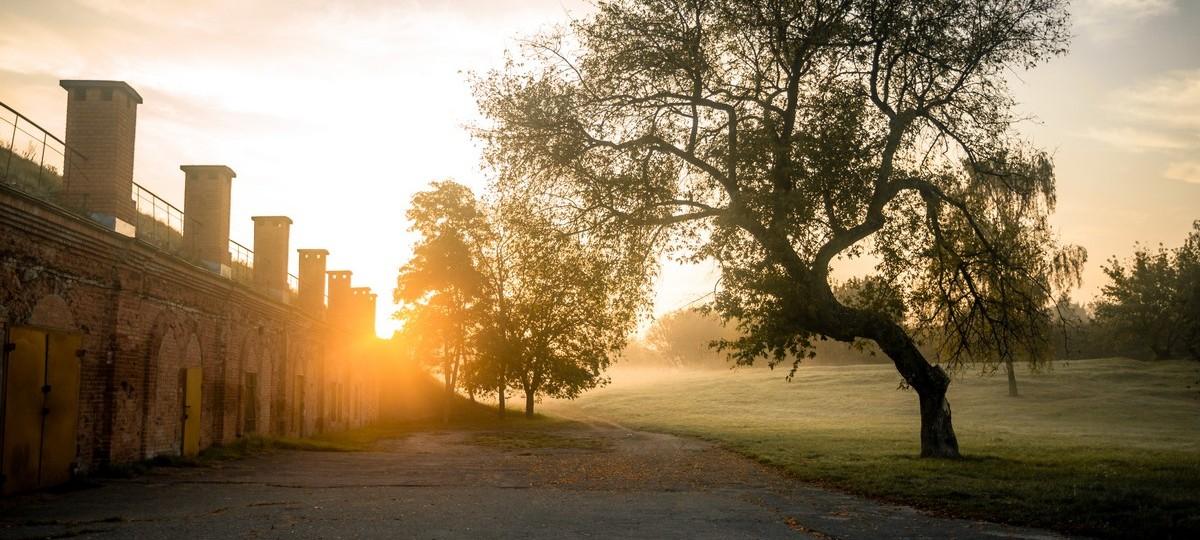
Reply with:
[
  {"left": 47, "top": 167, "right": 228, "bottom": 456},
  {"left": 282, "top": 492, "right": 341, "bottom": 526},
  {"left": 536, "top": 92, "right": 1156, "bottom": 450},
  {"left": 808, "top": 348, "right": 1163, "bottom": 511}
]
[{"left": 543, "top": 358, "right": 1200, "bottom": 539}]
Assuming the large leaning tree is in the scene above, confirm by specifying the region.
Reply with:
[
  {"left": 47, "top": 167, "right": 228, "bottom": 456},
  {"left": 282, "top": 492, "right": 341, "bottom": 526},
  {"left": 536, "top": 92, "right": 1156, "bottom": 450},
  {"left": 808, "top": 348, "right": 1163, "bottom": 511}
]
[{"left": 475, "top": 0, "right": 1085, "bottom": 457}]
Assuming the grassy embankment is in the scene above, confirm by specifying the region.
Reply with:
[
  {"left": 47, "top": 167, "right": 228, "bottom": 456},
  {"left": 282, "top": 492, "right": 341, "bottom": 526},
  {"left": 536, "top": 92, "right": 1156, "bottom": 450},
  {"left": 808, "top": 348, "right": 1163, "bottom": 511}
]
[{"left": 544, "top": 358, "right": 1200, "bottom": 539}]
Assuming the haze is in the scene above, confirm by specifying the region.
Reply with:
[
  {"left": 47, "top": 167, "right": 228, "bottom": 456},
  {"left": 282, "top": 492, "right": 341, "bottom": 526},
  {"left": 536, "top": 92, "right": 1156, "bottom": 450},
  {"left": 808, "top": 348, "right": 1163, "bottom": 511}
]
[{"left": 2, "top": 0, "right": 1197, "bottom": 336}]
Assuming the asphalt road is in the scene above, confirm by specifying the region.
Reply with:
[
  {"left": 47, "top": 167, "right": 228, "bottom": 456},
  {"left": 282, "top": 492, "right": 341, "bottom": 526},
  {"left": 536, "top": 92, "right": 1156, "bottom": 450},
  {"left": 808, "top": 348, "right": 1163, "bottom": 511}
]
[{"left": 0, "top": 423, "right": 1067, "bottom": 539}]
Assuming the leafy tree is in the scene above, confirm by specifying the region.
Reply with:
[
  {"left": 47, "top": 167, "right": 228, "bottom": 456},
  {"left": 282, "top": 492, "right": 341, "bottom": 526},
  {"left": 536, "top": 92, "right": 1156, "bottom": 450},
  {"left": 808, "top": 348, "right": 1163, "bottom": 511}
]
[
  {"left": 475, "top": 0, "right": 1083, "bottom": 456},
  {"left": 647, "top": 308, "right": 740, "bottom": 368},
  {"left": 1182, "top": 225, "right": 1200, "bottom": 359},
  {"left": 474, "top": 196, "right": 647, "bottom": 417},
  {"left": 469, "top": 197, "right": 519, "bottom": 416},
  {"left": 394, "top": 181, "right": 485, "bottom": 420},
  {"left": 617, "top": 339, "right": 667, "bottom": 368},
  {"left": 1095, "top": 221, "right": 1200, "bottom": 360}
]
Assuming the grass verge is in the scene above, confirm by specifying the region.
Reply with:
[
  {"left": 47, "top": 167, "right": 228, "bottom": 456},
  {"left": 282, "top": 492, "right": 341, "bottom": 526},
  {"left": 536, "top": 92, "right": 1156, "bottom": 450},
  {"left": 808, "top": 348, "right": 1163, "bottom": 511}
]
[
  {"left": 94, "top": 435, "right": 359, "bottom": 478},
  {"left": 546, "top": 359, "right": 1200, "bottom": 539},
  {"left": 95, "top": 397, "right": 577, "bottom": 479}
]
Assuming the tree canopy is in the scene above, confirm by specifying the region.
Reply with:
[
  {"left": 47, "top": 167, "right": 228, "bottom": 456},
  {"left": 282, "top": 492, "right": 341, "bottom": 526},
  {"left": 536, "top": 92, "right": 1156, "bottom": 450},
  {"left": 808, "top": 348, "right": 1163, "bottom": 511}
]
[
  {"left": 1095, "top": 221, "right": 1200, "bottom": 360},
  {"left": 475, "top": 0, "right": 1083, "bottom": 457},
  {"left": 473, "top": 193, "right": 649, "bottom": 416},
  {"left": 394, "top": 180, "right": 485, "bottom": 419},
  {"left": 395, "top": 181, "right": 650, "bottom": 418}
]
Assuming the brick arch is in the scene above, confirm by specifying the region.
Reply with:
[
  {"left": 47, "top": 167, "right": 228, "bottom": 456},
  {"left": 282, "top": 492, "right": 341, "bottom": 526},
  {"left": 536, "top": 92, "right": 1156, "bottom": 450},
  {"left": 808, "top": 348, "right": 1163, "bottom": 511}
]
[
  {"left": 269, "top": 334, "right": 292, "bottom": 434},
  {"left": 237, "top": 330, "right": 266, "bottom": 435},
  {"left": 28, "top": 294, "right": 77, "bottom": 331},
  {"left": 142, "top": 310, "right": 203, "bottom": 458},
  {"left": 258, "top": 332, "right": 282, "bottom": 435}
]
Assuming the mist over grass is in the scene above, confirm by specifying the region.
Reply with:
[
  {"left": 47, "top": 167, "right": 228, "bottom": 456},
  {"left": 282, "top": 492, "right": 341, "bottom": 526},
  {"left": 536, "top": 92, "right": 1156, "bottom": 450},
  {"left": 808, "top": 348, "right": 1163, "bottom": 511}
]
[
  {"left": 586, "top": 358, "right": 1200, "bottom": 451},
  {"left": 546, "top": 358, "right": 1200, "bottom": 538}
]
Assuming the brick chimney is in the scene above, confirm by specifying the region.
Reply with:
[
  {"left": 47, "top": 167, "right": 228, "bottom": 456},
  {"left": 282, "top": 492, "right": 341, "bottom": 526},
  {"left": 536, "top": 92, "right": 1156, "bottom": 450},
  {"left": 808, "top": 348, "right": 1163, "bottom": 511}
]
[
  {"left": 181, "top": 165, "right": 236, "bottom": 270},
  {"left": 351, "top": 287, "right": 372, "bottom": 334},
  {"left": 363, "top": 291, "right": 377, "bottom": 338},
  {"left": 251, "top": 216, "right": 292, "bottom": 295},
  {"left": 59, "top": 80, "right": 142, "bottom": 233},
  {"left": 326, "top": 271, "right": 353, "bottom": 324},
  {"left": 297, "top": 249, "right": 329, "bottom": 315}
]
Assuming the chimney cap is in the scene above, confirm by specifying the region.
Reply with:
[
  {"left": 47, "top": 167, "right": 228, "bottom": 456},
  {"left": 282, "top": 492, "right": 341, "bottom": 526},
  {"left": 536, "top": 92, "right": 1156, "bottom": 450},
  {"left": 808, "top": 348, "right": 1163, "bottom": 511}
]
[
  {"left": 180, "top": 165, "right": 237, "bottom": 178},
  {"left": 59, "top": 80, "right": 144, "bottom": 104},
  {"left": 298, "top": 248, "right": 329, "bottom": 255},
  {"left": 251, "top": 215, "right": 293, "bottom": 225}
]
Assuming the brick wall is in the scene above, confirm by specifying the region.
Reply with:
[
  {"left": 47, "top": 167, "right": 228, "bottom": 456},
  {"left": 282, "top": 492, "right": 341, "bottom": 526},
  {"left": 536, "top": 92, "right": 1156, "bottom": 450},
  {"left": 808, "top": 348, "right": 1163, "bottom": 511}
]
[{"left": 0, "top": 185, "right": 381, "bottom": 470}]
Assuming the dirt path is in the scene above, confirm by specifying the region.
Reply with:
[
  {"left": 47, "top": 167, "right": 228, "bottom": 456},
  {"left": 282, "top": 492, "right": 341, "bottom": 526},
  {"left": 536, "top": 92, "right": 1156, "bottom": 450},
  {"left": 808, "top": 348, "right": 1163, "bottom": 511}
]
[{"left": 0, "top": 424, "right": 1067, "bottom": 539}]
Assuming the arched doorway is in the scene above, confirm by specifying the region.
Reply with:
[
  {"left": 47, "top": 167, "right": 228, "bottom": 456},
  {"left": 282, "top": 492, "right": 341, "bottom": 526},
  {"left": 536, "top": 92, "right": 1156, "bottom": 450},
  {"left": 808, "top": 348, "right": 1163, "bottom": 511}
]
[
  {"left": 145, "top": 316, "right": 203, "bottom": 458},
  {"left": 1, "top": 295, "right": 82, "bottom": 495}
]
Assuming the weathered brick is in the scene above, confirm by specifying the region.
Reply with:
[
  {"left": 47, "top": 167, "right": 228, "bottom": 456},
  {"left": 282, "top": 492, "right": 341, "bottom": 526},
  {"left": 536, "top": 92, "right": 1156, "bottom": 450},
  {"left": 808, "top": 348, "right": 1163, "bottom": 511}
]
[{"left": 1, "top": 186, "right": 383, "bottom": 472}]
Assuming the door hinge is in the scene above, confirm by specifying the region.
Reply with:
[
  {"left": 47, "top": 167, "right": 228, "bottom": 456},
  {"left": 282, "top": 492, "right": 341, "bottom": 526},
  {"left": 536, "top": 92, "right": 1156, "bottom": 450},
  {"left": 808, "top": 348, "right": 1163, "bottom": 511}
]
[
  {"left": 41, "top": 407, "right": 50, "bottom": 416},
  {"left": 42, "top": 384, "right": 52, "bottom": 394},
  {"left": 3, "top": 343, "right": 14, "bottom": 353}
]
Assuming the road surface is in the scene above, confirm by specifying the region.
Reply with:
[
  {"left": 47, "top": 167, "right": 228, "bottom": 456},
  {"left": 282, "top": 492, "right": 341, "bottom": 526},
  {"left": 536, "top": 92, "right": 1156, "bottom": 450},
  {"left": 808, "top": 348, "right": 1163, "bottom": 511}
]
[{"left": 0, "top": 422, "right": 1067, "bottom": 539}]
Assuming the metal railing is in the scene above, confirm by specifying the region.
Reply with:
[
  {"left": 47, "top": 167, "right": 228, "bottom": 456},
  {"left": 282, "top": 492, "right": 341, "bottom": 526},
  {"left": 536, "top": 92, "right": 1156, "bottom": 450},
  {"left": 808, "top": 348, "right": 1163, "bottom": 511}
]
[
  {"left": 2, "top": 99, "right": 318, "bottom": 309},
  {"left": 287, "top": 272, "right": 301, "bottom": 303},
  {"left": 229, "top": 239, "right": 254, "bottom": 285},
  {"left": 132, "top": 181, "right": 188, "bottom": 253},
  {"left": 0, "top": 100, "right": 81, "bottom": 204}
]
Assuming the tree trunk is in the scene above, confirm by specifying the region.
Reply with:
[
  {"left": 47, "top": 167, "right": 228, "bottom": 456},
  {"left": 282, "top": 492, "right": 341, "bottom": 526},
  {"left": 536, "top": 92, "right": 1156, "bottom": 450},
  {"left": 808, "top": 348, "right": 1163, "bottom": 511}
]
[
  {"left": 915, "top": 374, "right": 959, "bottom": 458},
  {"left": 524, "top": 390, "right": 535, "bottom": 418},
  {"left": 497, "top": 373, "right": 507, "bottom": 418},
  {"left": 1004, "top": 357, "right": 1019, "bottom": 397},
  {"left": 870, "top": 319, "right": 961, "bottom": 458},
  {"left": 442, "top": 353, "right": 453, "bottom": 424}
]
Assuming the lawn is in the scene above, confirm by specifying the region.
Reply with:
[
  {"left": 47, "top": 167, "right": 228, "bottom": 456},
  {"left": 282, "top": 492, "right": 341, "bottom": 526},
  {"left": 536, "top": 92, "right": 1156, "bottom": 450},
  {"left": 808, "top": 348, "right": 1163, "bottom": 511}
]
[{"left": 543, "top": 358, "right": 1200, "bottom": 539}]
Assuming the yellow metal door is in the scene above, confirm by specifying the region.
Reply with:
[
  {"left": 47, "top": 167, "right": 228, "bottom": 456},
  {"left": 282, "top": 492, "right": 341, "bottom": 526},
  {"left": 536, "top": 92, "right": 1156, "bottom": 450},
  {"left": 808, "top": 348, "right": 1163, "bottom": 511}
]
[
  {"left": 2, "top": 327, "right": 47, "bottom": 496},
  {"left": 181, "top": 367, "right": 201, "bottom": 457},
  {"left": 40, "top": 332, "right": 81, "bottom": 489}
]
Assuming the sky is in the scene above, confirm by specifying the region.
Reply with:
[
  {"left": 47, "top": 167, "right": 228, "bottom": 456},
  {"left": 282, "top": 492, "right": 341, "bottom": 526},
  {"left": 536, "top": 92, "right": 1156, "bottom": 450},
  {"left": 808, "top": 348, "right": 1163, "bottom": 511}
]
[{"left": 1, "top": 0, "right": 1197, "bottom": 337}]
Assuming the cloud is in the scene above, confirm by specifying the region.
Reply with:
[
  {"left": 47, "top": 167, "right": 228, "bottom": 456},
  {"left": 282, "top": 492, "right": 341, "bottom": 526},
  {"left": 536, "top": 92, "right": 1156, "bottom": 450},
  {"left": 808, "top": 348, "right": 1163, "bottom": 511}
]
[
  {"left": 1088, "top": 70, "right": 1200, "bottom": 156},
  {"left": 1085, "top": 0, "right": 1174, "bottom": 18},
  {"left": 1074, "top": 0, "right": 1176, "bottom": 39},
  {"left": 1086, "top": 127, "right": 1194, "bottom": 152},
  {"left": 1164, "top": 161, "right": 1200, "bottom": 184},
  {"left": 1108, "top": 69, "right": 1200, "bottom": 130}
]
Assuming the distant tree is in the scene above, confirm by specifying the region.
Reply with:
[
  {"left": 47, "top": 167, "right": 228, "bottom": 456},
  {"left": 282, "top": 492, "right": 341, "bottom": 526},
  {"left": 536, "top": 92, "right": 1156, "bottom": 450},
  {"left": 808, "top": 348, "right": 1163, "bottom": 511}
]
[
  {"left": 618, "top": 339, "right": 667, "bottom": 368},
  {"left": 647, "top": 308, "right": 740, "bottom": 368},
  {"left": 474, "top": 195, "right": 646, "bottom": 417},
  {"left": 1180, "top": 224, "right": 1200, "bottom": 360},
  {"left": 476, "top": 0, "right": 1082, "bottom": 456},
  {"left": 470, "top": 197, "right": 519, "bottom": 417},
  {"left": 1095, "top": 221, "right": 1200, "bottom": 360},
  {"left": 1050, "top": 295, "right": 1092, "bottom": 358},
  {"left": 394, "top": 181, "right": 485, "bottom": 420}
]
